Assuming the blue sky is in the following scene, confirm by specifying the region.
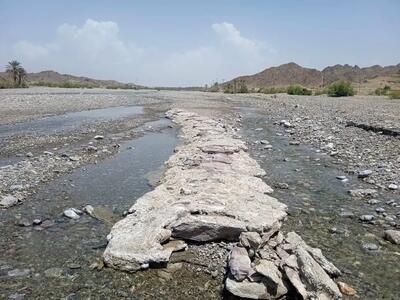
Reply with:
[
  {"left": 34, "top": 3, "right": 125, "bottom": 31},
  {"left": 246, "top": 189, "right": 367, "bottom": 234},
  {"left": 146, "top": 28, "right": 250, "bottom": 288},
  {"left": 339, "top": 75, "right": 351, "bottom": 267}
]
[{"left": 1, "top": 1, "right": 399, "bottom": 86}]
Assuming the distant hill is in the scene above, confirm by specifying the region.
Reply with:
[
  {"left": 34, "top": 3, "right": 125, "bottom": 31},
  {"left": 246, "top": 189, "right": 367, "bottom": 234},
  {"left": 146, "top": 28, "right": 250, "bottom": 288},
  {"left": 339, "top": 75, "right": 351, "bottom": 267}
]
[
  {"left": 224, "top": 62, "right": 400, "bottom": 93},
  {"left": 0, "top": 70, "right": 142, "bottom": 89}
]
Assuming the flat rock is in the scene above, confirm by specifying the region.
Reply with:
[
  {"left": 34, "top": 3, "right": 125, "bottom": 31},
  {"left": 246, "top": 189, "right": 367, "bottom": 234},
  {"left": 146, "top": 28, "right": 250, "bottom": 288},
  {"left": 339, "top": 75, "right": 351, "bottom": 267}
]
[
  {"left": 294, "top": 246, "right": 342, "bottom": 299},
  {"left": 358, "top": 170, "right": 373, "bottom": 178},
  {"left": 225, "top": 277, "right": 271, "bottom": 299},
  {"left": 103, "top": 109, "right": 287, "bottom": 271},
  {"left": 285, "top": 232, "right": 341, "bottom": 277},
  {"left": 254, "top": 259, "right": 288, "bottom": 298}
]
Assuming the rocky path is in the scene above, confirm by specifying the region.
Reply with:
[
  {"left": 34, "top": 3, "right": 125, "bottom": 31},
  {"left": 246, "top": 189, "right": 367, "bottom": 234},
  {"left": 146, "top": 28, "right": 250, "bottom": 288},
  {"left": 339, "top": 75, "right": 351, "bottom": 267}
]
[{"left": 104, "top": 109, "right": 344, "bottom": 299}]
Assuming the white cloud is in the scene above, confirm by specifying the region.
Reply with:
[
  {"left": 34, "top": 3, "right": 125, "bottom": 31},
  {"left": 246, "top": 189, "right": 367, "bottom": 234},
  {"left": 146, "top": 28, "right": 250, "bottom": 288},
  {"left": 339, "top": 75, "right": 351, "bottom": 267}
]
[
  {"left": 13, "top": 41, "right": 49, "bottom": 60},
  {"left": 212, "top": 22, "right": 260, "bottom": 51},
  {"left": 8, "top": 19, "right": 274, "bottom": 86}
]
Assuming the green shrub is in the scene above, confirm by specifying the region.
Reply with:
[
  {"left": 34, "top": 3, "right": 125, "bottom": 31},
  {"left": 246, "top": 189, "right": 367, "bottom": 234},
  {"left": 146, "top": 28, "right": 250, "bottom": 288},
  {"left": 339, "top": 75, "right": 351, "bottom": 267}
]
[
  {"left": 260, "top": 87, "right": 287, "bottom": 94},
  {"left": 389, "top": 90, "right": 400, "bottom": 99},
  {"left": 375, "top": 85, "right": 391, "bottom": 96},
  {"left": 287, "top": 85, "right": 312, "bottom": 96},
  {"left": 314, "top": 89, "right": 327, "bottom": 96},
  {"left": 327, "top": 80, "right": 355, "bottom": 97}
]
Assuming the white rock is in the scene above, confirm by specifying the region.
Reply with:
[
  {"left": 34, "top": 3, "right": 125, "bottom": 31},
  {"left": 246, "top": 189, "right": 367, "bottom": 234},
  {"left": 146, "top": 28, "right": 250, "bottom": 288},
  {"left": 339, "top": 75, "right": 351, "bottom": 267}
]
[
  {"left": 229, "top": 246, "right": 253, "bottom": 281},
  {"left": 225, "top": 277, "right": 270, "bottom": 299},
  {"left": 0, "top": 195, "right": 19, "bottom": 208},
  {"left": 64, "top": 208, "right": 81, "bottom": 219},
  {"left": 254, "top": 259, "right": 288, "bottom": 297}
]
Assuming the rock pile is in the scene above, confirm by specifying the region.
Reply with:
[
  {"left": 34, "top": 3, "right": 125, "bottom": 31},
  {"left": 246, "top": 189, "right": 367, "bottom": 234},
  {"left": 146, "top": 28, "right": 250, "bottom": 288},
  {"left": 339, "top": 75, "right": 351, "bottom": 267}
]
[
  {"left": 103, "top": 109, "right": 343, "bottom": 299},
  {"left": 225, "top": 231, "right": 342, "bottom": 299}
]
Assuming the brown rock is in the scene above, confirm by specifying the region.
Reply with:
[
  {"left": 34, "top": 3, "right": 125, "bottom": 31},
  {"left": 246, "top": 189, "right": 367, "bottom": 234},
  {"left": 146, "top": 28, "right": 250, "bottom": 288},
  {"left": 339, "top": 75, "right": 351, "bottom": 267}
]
[{"left": 337, "top": 281, "right": 357, "bottom": 296}]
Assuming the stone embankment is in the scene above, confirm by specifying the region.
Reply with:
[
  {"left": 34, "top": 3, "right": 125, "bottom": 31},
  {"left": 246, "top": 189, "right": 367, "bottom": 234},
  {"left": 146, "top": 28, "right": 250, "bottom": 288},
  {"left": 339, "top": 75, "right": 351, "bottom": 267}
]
[{"left": 103, "top": 109, "right": 343, "bottom": 299}]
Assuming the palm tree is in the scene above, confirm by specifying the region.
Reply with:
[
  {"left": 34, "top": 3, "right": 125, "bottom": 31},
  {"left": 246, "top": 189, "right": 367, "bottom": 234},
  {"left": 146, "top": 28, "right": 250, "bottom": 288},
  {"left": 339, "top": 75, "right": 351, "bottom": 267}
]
[
  {"left": 17, "top": 67, "right": 27, "bottom": 86},
  {"left": 6, "top": 60, "right": 21, "bottom": 85}
]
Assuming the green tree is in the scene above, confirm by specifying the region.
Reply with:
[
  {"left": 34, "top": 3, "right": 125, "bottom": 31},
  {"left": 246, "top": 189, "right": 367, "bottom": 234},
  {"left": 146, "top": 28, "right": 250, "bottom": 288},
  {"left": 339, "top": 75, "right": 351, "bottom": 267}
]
[
  {"left": 17, "top": 67, "right": 27, "bottom": 86},
  {"left": 6, "top": 60, "right": 21, "bottom": 85}
]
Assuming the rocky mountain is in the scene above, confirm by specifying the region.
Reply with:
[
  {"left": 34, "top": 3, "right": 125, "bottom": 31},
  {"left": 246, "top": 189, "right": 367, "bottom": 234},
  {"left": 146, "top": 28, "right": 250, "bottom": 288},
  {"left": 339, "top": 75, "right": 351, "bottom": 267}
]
[
  {"left": 0, "top": 70, "right": 140, "bottom": 89},
  {"left": 225, "top": 62, "right": 400, "bottom": 90}
]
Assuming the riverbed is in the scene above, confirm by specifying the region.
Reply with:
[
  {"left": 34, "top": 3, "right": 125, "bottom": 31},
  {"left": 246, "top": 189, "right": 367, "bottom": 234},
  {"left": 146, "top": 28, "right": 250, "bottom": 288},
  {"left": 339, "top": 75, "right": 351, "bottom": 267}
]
[{"left": 0, "top": 88, "right": 399, "bottom": 299}]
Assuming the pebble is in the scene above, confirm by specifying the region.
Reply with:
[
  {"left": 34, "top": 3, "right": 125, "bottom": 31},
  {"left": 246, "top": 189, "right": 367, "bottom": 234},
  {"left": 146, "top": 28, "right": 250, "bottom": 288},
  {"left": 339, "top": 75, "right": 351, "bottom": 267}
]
[
  {"left": 7, "top": 268, "right": 30, "bottom": 277},
  {"left": 358, "top": 170, "right": 373, "bottom": 178},
  {"left": 367, "top": 199, "right": 381, "bottom": 205},
  {"left": 44, "top": 267, "right": 64, "bottom": 278},
  {"left": 17, "top": 218, "right": 31, "bottom": 227},
  {"left": 388, "top": 184, "right": 398, "bottom": 190},
  {"left": 33, "top": 219, "right": 42, "bottom": 225},
  {"left": 362, "top": 243, "right": 379, "bottom": 251},
  {"left": 63, "top": 208, "right": 82, "bottom": 219},
  {"left": 94, "top": 135, "right": 104, "bottom": 140},
  {"left": 337, "top": 281, "right": 357, "bottom": 296},
  {"left": 375, "top": 208, "right": 385, "bottom": 213},
  {"left": 360, "top": 215, "right": 374, "bottom": 221},
  {"left": 340, "top": 211, "right": 354, "bottom": 218}
]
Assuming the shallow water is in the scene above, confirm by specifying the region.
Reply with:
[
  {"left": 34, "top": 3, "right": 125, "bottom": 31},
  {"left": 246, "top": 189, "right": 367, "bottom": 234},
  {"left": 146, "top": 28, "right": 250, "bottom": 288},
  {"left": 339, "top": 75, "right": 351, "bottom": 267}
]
[
  {"left": 237, "top": 106, "right": 400, "bottom": 299},
  {"left": 0, "top": 105, "right": 143, "bottom": 139},
  {"left": 0, "top": 123, "right": 179, "bottom": 299}
]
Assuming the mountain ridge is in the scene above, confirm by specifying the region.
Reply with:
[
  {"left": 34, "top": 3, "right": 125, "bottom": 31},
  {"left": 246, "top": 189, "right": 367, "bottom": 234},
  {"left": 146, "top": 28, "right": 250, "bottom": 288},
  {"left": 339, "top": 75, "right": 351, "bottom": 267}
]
[
  {"left": 0, "top": 70, "right": 141, "bottom": 89},
  {"left": 225, "top": 62, "right": 400, "bottom": 91}
]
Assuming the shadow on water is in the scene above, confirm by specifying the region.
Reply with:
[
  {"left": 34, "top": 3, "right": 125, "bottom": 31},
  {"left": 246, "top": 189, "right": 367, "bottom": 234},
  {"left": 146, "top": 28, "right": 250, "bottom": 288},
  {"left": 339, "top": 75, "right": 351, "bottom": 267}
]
[
  {"left": 237, "top": 106, "right": 400, "bottom": 299},
  {"left": 0, "top": 105, "right": 143, "bottom": 138},
  {"left": 0, "top": 121, "right": 179, "bottom": 299}
]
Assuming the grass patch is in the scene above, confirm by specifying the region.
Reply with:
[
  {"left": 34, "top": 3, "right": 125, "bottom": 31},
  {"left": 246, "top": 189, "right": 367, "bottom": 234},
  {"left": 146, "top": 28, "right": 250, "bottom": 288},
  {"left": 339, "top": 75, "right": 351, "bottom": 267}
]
[
  {"left": 287, "top": 85, "right": 312, "bottom": 96},
  {"left": 389, "top": 90, "right": 400, "bottom": 99},
  {"left": 375, "top": 85, "right": 391, "bottom": 96}
]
